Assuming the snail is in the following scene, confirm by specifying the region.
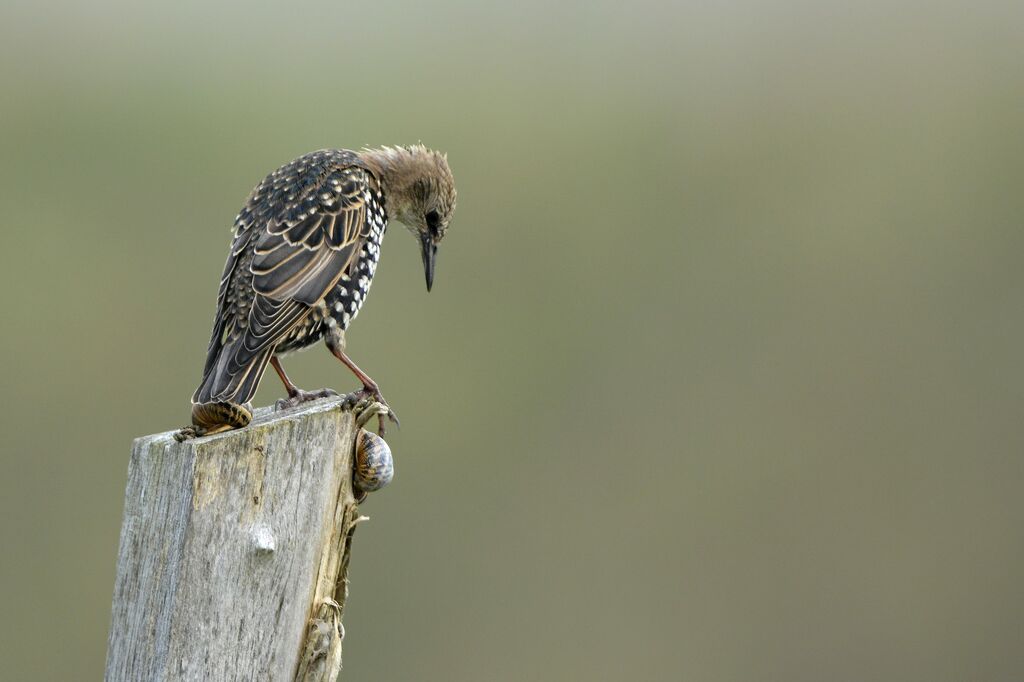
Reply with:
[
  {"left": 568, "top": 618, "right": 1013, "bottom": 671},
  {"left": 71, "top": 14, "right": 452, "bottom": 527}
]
[
  {"left": 354, "top": 428, "right": 394, "bottom": 495},
  {"left": 352, "top": 399, "right": 394, "bottom": 498}
]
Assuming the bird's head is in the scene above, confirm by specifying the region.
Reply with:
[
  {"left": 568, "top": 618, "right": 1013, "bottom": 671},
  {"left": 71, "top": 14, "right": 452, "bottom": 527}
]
[{"left": 360, "top": 144, "right": 457, "bottom": 291}]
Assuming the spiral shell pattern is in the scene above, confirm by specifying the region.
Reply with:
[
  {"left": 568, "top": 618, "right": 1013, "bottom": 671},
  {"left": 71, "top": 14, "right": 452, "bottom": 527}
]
[
  {"left": 354, "top": 429, "right": 394, "bottom": 493},
  {"left": 191, "top": 400, "right": 253, "bottom": 431}
]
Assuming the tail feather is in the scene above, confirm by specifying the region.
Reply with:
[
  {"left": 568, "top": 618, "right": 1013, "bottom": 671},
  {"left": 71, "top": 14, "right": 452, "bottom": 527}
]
[
  {"left": 193, "top": 340, "right": 274, "bottom": 405},
  {"left": 191, "top": 294, "right": 309, "bottom": 432},
  {"left": 191, "top": 334, "right": 276, "bottom": 431}
]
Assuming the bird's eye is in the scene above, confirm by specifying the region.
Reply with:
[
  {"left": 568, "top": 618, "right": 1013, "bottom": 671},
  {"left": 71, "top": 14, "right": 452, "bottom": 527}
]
[{"left": 425, "top": 209, "right": 440, "bottom": 235}]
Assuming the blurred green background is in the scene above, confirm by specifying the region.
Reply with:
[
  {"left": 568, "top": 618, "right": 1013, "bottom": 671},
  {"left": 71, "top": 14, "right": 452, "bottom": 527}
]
[{"left": 2, "top": 1, "right": 1023, "bottom": 679}]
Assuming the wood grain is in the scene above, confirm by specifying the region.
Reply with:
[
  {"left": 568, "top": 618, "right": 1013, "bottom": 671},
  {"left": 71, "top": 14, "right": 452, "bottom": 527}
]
[{"left": 106, "top": 397, "right": 363, "bottom": 681}]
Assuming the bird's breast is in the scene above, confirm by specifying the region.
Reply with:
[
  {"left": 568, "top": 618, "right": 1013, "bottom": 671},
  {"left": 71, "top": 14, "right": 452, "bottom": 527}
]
[{"left": 325, "top": 203, "right": 388, "bottom": 332}]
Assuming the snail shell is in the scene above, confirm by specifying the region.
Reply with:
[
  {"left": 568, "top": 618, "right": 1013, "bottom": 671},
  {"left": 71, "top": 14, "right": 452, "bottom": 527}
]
[{"left": 354, "top": 428, "right": 394, "bottom": 493}]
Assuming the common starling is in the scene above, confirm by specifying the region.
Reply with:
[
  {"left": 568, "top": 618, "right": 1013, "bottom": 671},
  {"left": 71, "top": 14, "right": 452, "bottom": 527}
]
[{"left": 182, "top": 146, "right": 457, "bottom": 438}]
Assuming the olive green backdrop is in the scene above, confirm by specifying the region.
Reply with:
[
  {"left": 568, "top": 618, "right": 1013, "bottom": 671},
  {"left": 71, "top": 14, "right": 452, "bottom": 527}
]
[{"left": 2, "top": 1, "right": 1023, "bottom": 680}]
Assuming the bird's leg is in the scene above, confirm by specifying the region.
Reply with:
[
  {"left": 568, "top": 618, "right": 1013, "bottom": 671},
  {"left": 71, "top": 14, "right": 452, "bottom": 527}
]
[
  {"left": 271, "top": 356, "right": 338, "bottom": 410},
  {"left": 325, "top": 337, "right": 399, "bottom": 436}
]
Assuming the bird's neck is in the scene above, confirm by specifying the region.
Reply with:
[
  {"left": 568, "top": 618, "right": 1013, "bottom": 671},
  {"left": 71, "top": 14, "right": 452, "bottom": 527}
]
[
  {"left": 359, "top": 146, "right": 402, "bottom": 184},
  {"left": 359, "top": 146, "right": 429, "bottom": 222}
]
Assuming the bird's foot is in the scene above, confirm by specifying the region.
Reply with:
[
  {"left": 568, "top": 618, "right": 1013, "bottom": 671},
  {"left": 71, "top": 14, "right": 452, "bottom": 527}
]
[
  {"left": 275, "top": 388, "right": 339, "bottom": 411},
  {"left": 349, "top": 398, "right": 391, "bottom": 429},
  {"left": 342, "top": 387, "right": 399, "bottom": 436}
]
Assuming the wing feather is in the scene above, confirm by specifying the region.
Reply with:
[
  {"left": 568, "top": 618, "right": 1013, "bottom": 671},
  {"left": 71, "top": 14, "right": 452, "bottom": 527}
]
[{"left": 252, "top": 166, "right": 369, "bottom": 303}]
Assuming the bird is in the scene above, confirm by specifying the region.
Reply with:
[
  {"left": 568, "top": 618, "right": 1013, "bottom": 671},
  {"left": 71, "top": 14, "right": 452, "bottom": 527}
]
[{"left": 178, "top": 145, "right": 457, "bottom": 439}]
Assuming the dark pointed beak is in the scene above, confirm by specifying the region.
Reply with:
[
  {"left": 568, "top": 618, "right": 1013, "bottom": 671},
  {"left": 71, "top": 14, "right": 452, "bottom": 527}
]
[{"left": 420, "top": 233, "right": 437, "bottom": 292}]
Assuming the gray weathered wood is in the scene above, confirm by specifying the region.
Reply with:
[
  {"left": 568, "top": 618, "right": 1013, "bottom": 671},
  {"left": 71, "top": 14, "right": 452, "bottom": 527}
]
[{"left": 106, "top": 397, "right": 365, "bottom": 681}]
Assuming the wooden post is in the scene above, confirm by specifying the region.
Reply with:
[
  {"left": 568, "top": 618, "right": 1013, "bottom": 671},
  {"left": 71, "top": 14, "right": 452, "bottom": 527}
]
[{"left": 105, "top": 397, "right": 368, "bottom": 681}]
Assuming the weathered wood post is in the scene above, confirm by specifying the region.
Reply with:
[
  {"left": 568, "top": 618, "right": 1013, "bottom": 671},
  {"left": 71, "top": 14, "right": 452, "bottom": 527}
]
[{"left": 105, "top": 397, "right": 371, "bottom": 681}]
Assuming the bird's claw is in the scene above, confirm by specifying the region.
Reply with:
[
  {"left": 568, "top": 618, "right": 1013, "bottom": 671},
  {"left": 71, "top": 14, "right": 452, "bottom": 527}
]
[
  {"left": 275, "top": 388, "right": 340, "bottom": 411},
  {"left": 343, "top": 389, "right": 399, "bottom": 436}
]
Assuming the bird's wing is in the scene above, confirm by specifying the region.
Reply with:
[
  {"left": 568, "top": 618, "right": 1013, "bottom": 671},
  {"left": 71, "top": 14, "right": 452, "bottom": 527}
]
[
  {"left": 194, "top": 161, "right": 374, "bottom": 404},
  {"left": 250, "top": 164, "right": 371, "bottom": 303},
  {"left": 197, "top": 226, "right": 255, "bottom": 383}
]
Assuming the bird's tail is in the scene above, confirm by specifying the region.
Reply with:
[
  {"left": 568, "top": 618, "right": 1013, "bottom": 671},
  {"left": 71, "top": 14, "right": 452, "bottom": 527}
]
[{"left": 190, "top": 337, "right": 275, "bottom": 432}]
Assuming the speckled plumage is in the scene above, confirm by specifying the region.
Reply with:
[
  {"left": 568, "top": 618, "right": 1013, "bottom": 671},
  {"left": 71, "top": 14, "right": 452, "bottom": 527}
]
[{"left": 187, "top": 146, "right": 456, "bottom": 435}]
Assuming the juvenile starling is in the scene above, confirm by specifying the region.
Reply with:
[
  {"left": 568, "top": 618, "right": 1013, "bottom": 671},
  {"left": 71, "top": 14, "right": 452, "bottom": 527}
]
[{"left": 183, "top": 146, "right": 457, "bottom": 438}]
